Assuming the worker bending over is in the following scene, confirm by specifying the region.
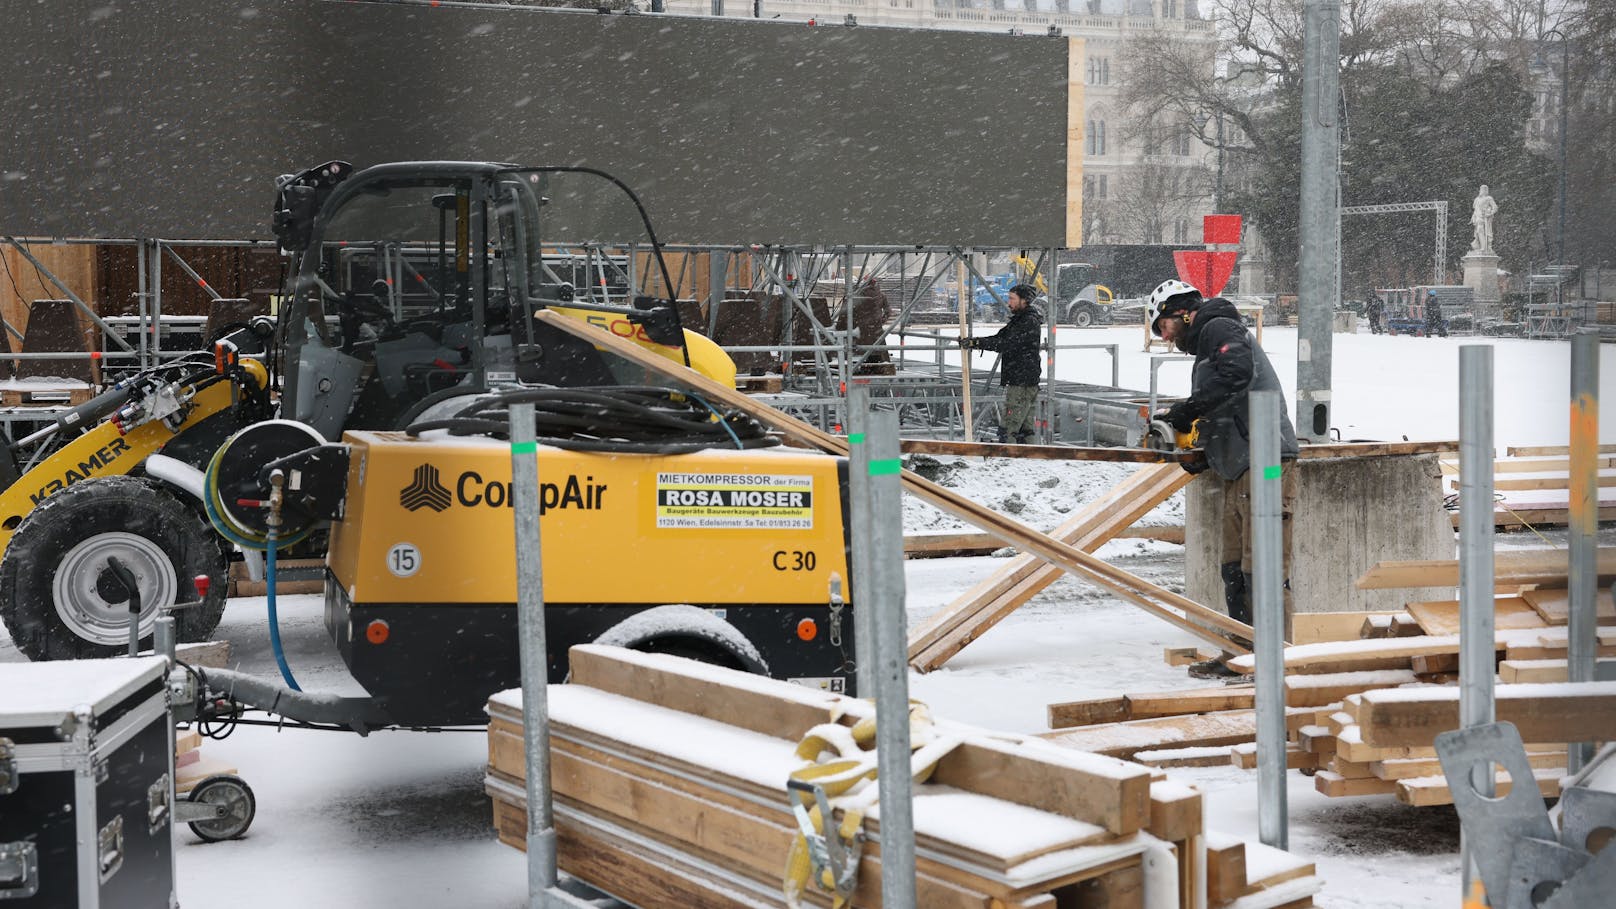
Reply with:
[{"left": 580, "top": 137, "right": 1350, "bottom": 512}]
[{"left": 1147, "top": 279, "right": 1299, "bottom": 679}]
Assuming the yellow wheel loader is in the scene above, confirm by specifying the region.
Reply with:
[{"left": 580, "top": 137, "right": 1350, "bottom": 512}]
[{"left": 5, "top": 161, "right": 859, "bottom": 728}]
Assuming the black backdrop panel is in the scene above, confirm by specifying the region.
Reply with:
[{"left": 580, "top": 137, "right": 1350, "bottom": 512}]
[{"left": 0, "top": 0, "right": 1069, "bottom": 246}]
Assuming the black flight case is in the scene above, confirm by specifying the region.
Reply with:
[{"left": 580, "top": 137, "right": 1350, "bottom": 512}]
[{"left": 0, "top": 655, "right": 175, "bottom": 907}]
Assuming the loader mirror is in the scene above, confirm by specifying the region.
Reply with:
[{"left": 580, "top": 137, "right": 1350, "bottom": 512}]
[{"left": 273, "top": 184, "right": 319, "bottom": 253}]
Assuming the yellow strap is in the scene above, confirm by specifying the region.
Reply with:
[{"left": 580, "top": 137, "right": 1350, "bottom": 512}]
[{"left": 782, "top": 700, "right": 947, "bottom": 908}]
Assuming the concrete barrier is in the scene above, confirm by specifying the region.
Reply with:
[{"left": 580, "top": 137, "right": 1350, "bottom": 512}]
[{"left": 1185, "top": 453, "right": 1453, "bottom": 638}]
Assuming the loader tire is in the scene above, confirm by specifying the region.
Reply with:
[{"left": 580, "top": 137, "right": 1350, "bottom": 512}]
[{"left": 0, "top": 476, "right": 229, "bottom": 661}]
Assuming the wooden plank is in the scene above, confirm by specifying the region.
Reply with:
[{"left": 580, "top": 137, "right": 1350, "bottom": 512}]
[
  {"left": 1357, "top": 682, "right": 1616, "bottom": 748},
  {"left": 1355, "top": 548, "right": 1616, "bottom": 590},
  {"left": 1521, "top": 587, "right": 1616, "bottom": 626},
  {"left": 1133, "top": 746, "right": 1238, "bottom": 768},
  {"left": 909, "top": 463, "right": 1194, "bottom": 670},
  {"left": 1291, "top": 611, "right": 1401, "bottom": 645},
  {"left": 893, "top": 437, "right": 1195, "bottom": 464},
  {"left": 1165, "top": 646, "right": 1217, "bottom": 666},
  {"left": 1312, "top": 770, "right": 1398, "bottom": 798},
  {"left": 1466, "top": 505, "right": 1616, "bottom": 529},
  {"left": 1486, "top": 473, "right": 1616, "bottom": 491},
  {"left": 904, "top": 525, "right": 1185, "bottom": 555},
  {"left": 1127, "top": 686, "right": 1256, "bottom": 720},
  {"left": 1062, "top": 861, "right": 1144, "bottom": 909},
  {"left": 1205, "top": 838, "right": 1247, "bottom": 905},
  {"left": 535, "top": 309, "right": 1254, "bottom": 656},
  {"left": 1410, "top": 652, "right": 1461, "bottom": 675},
  {"left": 1405, "top": 597, "right": 1546, "bottom": 636},
  {"left": 1041, "top": 710, "right": 1258, "bottom": 760},
  {"left": 1046, "top": 685, "right": 1257, "bottom": 728},
  {"left": 1450, "top": 456, "right": 1616, "bottom": 474},
  {"left": 1371, "top": 750, "right": 1566, "bottom": 781},
  {"left": 1499, "top": 658, "right": 1569, "bottom": 683},
  {"left": 1295, "top": 725, "right": 1337, "bottom": 755},
  {"left": 175, "top": 756, "right": 237, "bottom": 795},
  {"left": 1507, "top": 443, "right": 1616, "bottom": 457},
  {"left": 1226, "top": 635, "right": 1471, "bottom": 676},
  {"left": 1325, "top": 755, "right": 1377, "bottom": 779},
  {"left": 1046, "top": 695, "right": 1130, "bottom": 728},
  {"left": 1230, "top": 742, "right": 1317, "bottom": 771},
  {"left": 930, "top": 735, "right": 1154, "bottom": 838},
  {"left": 1241, "top": 841, "right": 1316, "bottom": 894},
  {"left": 1283, "top": 670, "right": 1419, "bottom": 709},
  {"left": 174, "top": 729, "right": 201, "bottom": 756},
  {"left": 1297, "top": 440, "right": 1459, "bottom": 458},
  {"left": 564, "top": 644, "right": 861, "bottom": 742},
  {"left": 1396, "top": 767, "right": 1564, "bottom": 807},
  {"left": 1147, "top": 781, "right": 1203, "bottom": 843}
]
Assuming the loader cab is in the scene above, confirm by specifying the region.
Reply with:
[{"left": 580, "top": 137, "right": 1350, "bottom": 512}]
[{"left": 276, "top": 162, "right": 727, "bottom": 440}]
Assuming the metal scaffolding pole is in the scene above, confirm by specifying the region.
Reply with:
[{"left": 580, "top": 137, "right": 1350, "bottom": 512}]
[
  {"left": 1458, "top": 345, "right": 1496, "bottom": 898},
  {"left": 1568, "top": 329, "right": 1600, "bottom": 772},
  {"left": 1251, "top": 390, "right": 1287, "bottom": 849}
]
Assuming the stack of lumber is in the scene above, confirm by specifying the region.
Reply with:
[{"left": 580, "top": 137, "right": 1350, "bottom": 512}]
[
  {"left": 486, "top": 645, "right": 1321, "bottom": 908},
  {"left": 1441, "top": 446, "right": 1616, "bottom": 528},
  {"left": 1217, "top": 624, "right": 1616, "bottom": 807}
]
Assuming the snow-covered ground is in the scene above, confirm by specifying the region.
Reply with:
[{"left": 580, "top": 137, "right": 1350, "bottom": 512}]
[{"left": 3, "top": 326, "right": 1613, "bottom": 908}]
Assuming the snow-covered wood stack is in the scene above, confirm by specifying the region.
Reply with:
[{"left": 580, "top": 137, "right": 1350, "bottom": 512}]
[
  {"left": 485, "top": 645, "right": 1320, "bottom": 908},
  {"left": 1217, "top": 603, "right": 1616, "bottom": 807}
]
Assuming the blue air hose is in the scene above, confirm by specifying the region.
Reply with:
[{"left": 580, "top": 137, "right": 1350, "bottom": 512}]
[{"left": 264, "top": 535, "right": 301, "bottom": 692}]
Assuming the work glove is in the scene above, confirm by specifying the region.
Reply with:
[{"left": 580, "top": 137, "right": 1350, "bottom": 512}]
[
  {"left": 1162, "top": 406, "right": 1194, "bottom": 433},
  {"left": 958, "top": 337, "right": 976, "bottom": 349}
]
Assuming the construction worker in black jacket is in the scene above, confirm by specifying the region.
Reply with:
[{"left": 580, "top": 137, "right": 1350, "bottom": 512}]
[
  {"left": 1147, "top": 279, "right": 1300, "bottom": 678},
  {"left": 960, "top": 283, "right": 1043, "bottom": 444}
]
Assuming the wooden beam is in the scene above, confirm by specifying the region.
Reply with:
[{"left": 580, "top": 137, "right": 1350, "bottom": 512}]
[
  {"left": 1046, "top": 685, "right": 1256, "bottom": 729},
  {"left": 565, "top": 644, "right": 860, "bottom": 742},
  {"left": 1507, "top": 443, "right": 1616, "bottom": 457},
  {"left": 1292, "top": 610, "right": 1400, "bottom": 644},
  {"left": 893, "top": 438, "right": 1195, "bottom": 464},
  {"left": 1357, "top": 682, "right": 1616, "bottom": 748},
  {"left": 929, "top": 736, "right": 1153, "bottom": 838},
  {"left": 1204, "top": 837, "right": 1247, "bottom": 905},
  {"left": 1283, "top": 670, "right": 1420, "bottom": 709},
  {"left": 902, "top": 524, "right": 1184, "bottom": 557},
  {"left": 909, "top": 463, "right": 1198, "bottom": 671},
  {"left": 1355, "top": 547, "right": 1616, "bottom": 590},
  {"left": 1521, "top": 587, "right": 1616, "bottom": 626},
  {"left": 1404, "top": 597, "right": 1547, "bottom": 636},
  {"left": 536, "top": 309, "right": 1255, "bottom": 655},
  {"left": 1396, "top": 766, "right": 1564, "bottom": 807},
  {"left": 1041, "top": 710, "right": 1260, "bottom": 760}
]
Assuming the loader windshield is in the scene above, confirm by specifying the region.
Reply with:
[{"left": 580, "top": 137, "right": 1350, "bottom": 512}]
[{"left": 283, "top": 163, "right": 696, "bottom": 440}]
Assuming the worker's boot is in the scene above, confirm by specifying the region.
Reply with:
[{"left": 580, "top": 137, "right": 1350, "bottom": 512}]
[{"left": 1013, "top": 430, "right": 1034, "bottom": 445}]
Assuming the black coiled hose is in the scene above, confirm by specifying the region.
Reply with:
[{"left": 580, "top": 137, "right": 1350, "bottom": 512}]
[{"left": 405, "top": 385, "right": 778, "bottom": 455}]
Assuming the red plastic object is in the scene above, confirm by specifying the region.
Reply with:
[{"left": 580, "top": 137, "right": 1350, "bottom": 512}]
[
  {"left": 1173, "top": 250, "right": 1239, "bottom": 298},
  {"left": 193, "top": 575, "right": 211, "bottom": 599},
  {"left": 1203, "top": 214, "right": 1242, "bottom": 245}
]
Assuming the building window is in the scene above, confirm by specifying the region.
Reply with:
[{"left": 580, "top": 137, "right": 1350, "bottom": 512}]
[
  {"left": 1097, "top": 175, "right": 1108, "bottom": 198},
  {"left": 1172, "top": 132, "right": 1192, "bottom": 156},
  {"left": 1163, "top": 0, "right": 1177, "bottom": 16},
  {"left": 1086, "top": 120, "right": 1106, "bottom": 156},
  {"left": 1086, "top": 57, "right": 1110, "bottom": 86},
  {"left": 1173, "top": 218, "right": 1190, "bottom": 244}
]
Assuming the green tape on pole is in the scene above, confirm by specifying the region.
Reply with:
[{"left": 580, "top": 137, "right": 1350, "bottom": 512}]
[
  {"left": 868, "top": 458, "right": 901, "bottom": 476},
  {"left": 848, "top": 433, "right": 866, "bottom": 444},
  {"left": 1262, "top": 464, "right": 1282, "bottom": 480},
  {"left": 511, "top": 441, "right": 538, "bottom": 455}
]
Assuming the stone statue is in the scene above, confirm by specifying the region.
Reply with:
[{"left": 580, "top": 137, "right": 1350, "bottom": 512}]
[{"left": 1470, "top": 184, "right": 1498, "bottom": 253}]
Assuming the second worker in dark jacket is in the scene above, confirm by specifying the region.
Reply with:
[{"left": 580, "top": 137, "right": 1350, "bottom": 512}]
[
  {"left": 1147, "top": 279, "right": 1299, "bottom": 676},
  {"left": 961, "top": 283, "right": 1043, "bottom": 444}
]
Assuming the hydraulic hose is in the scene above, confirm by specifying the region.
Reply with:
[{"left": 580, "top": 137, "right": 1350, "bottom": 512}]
[{"left": 264, "top": 534, "right": 301, "bottom": 692}]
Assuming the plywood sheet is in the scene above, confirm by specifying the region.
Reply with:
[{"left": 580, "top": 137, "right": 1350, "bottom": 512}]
[{"left": 1404, "top": 597, "right": 1546, "bottom": 636}]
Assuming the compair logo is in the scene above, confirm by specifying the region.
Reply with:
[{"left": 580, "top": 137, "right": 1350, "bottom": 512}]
[{"left": 400, "top": 464, "right": 452, "bottom": 513}]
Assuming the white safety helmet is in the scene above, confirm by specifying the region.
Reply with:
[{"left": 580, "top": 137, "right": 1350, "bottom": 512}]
[{"left": 1146, "top": 279, "right": 1200, "bottom": 335}]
